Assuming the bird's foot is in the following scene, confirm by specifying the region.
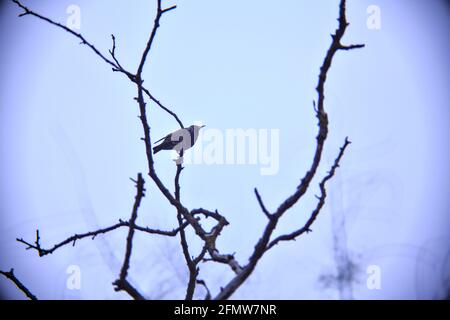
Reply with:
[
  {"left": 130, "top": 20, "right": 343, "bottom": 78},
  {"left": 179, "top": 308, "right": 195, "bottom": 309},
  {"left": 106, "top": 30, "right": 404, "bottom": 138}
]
[{"left": 174, "top": 156, "right": 184, "bottom": 165}]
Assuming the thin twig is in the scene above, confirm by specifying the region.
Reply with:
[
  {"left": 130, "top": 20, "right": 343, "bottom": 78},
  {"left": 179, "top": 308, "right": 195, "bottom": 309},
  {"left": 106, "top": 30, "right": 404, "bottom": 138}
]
[
  {"left": 267, "top": 138, "right": 351, "bottom": 250},
  {"left": 113, "top": 173, "right": 146, "bottom": 299},
  {"left": 196, "top": 279, "right": 212, "bottom": 300},
  {"left": 11, "top": 0, "right": 183, "bottom": 128},
  {"left": 254, "top": 188, "right": 272, "bottom": 218},
  {"left": 190, "top": 208, "right": 228, "bottom": 222},
  {"left": 0, "top": 269, "right": 37, "bottom": 300},
  {"left": 11, "top": 0, "right": 118, "bottom": 70},
  {"left": 136, "top": 0, "right": 176, "bottom": 76},
  {"left": 16, "top": 220, "right": 186, "bottom": 257},
  {"left": 141, "top": 86, "right": 184, "bottom": 128}
]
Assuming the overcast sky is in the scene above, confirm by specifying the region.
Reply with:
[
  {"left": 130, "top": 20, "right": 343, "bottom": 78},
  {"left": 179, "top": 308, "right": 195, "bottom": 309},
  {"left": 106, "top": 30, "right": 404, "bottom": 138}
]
[{"left": 0, "top": 0, "right": 449, "bottom": 299}]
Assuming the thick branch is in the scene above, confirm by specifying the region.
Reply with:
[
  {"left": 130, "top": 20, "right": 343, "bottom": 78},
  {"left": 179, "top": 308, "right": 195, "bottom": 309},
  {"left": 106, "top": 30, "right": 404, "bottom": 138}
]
[
  {"left": 203, "top": 220, "right": 243, "bottom": 274},
  {"left": 113, "top": 279, "right": 145, "bottom": 300}
]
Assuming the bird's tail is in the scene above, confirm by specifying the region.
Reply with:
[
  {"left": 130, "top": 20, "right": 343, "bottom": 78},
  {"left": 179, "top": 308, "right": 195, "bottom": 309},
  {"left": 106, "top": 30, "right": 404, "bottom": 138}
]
[{"left": 153, "top": 144, "right": 163, "bottom": 154}]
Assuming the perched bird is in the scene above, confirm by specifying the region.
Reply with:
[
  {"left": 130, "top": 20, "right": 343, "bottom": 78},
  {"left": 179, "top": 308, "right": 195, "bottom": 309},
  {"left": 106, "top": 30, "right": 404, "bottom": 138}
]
[{"left": 153, "top": 125, "right": 205, "bottom": 155}]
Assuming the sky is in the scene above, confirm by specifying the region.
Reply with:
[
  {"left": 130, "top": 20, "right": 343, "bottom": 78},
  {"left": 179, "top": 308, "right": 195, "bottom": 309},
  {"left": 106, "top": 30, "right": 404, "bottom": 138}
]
[{"left": 0, "top": 0, "right": 449, "bottom": 299}]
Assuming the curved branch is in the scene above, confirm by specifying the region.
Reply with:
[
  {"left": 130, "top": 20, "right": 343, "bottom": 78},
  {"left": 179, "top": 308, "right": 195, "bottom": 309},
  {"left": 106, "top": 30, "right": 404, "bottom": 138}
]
[{"left": 267, "top": 138, "right": 351, "bottom": 250}]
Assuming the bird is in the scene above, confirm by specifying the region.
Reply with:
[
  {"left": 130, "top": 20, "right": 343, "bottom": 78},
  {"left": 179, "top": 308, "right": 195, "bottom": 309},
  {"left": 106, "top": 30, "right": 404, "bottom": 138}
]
[{"left": 153, "top": 125, "right": 205, "bottom": 155}]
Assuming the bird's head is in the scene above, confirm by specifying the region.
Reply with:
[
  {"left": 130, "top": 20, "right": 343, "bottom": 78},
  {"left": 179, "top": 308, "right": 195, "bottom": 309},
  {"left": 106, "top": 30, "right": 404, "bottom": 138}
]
[
  {"left": 189, "top": 125, "right": 205, "bottom": 141},
  {"left": 191, "top": 124, "right": 206, "bottom": 132}
]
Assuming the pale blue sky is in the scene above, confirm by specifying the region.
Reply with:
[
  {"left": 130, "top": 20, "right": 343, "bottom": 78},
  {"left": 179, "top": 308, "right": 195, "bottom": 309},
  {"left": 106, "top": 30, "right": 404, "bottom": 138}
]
[{"left": 0, "top": 0, "right": 449, "bottom": 299}]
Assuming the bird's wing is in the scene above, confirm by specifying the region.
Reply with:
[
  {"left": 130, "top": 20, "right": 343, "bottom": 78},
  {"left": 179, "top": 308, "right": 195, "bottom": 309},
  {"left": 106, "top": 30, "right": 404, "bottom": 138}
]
[
  {"left": 154, "top": 128, "right": 186, "bottom": 145},
  {"left": 154, "top": 135, "right": 167, "bottom": 144}
]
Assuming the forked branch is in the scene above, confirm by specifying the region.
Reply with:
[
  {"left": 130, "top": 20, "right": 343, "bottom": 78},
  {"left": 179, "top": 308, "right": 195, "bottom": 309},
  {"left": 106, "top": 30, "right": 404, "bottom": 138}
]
[{"left": 215, "top": 0, "right": 363, "bottom": 300}]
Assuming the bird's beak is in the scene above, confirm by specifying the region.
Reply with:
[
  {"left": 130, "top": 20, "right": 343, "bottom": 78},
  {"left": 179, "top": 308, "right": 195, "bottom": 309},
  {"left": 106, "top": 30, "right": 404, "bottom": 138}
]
[{"left": 200, "top": 125, "right": 206, "bottom": 128}]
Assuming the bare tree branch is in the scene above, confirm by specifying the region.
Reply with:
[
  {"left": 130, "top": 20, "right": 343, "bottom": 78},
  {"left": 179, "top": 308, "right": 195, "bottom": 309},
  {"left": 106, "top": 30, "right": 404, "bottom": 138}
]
[
  {"left": 113, "top": 278, "right": 145, "bottom": 300},
  {"left": 16, "top": 219, "right": 186, "bottom": 257},
  {"left": 174, "top": 162, "right": 197, "bottom": 300},
  {"left": 190, "top": 208, "right": 228, "bottom": 222},
  {"left": 267, "top": 138, "right": 351, "bottom": 250},
  {"left": 113, "top": 173, "right": 146, "bottom": 300},
  {"left": 11, "top": 0, "right": 183, "bottom": 128},
  {"left": 274, "top": 0, "right": 364, "bottom": 219},
  {"left": 141, "top": 86, "right": 184, "bottom": 128},
  {"left": 254, "top": 188, "right": 272, "bottom": 218},
  {"left": 0, "top": 269, "right": 37, "bottom": 300},
  {"left": 174, "top": 161, "right": 214, "bottom": 299},
  {"left": 214, "top": 0, "right": 363, "bottom": 300},
  {"left": 136, "top": 0, "right": 175, "bottom": 76},
  {"left": 11, "top": 0, "right": 117, "bottom": 68},
  {"left": 109, "top": 34, "right": 128, "bottom": 74}
]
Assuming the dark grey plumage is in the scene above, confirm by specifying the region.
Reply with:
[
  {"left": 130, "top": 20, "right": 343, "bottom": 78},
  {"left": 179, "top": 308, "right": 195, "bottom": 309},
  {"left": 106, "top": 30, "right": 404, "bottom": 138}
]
[{"left": 153, "top": 125, "right": 205, "bottom": 154}]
